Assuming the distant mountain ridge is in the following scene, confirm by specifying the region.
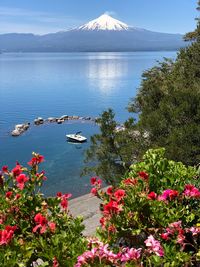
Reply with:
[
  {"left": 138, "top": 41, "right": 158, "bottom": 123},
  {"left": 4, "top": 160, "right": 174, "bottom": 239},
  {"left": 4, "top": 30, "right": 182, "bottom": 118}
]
[{"left": 0, "top": 14, "right": 186, "bottom": 52}]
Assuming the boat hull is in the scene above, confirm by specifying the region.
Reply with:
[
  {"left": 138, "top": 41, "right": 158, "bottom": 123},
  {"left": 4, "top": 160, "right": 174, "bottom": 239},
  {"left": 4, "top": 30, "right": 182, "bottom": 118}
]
[{"left": 66, "top": 134, "right": 87, "bottom": 143}]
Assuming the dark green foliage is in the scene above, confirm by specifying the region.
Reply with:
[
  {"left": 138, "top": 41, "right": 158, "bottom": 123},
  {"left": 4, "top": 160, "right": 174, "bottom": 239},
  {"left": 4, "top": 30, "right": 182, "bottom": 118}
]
[
  {"left": 84, "top": 109, "right": 148, "bottom": 184},
  {"left": 128, "top": 40, "right": 200, "bottom": 165},
  {"left": 128, "top": 2, "right": 200, "bottom": 166},
  {"left": 184, "top": 1, "right": 200, "bottom": 41}
]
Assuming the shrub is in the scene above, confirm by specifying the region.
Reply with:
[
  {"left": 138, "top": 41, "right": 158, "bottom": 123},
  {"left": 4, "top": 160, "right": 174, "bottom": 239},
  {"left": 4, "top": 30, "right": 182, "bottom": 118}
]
[
  {"left": 85, "top": 148, "right": 200, "bottom": 266},
  {"left": 0, "top": 153, "right": 86, "bottom": 267}
]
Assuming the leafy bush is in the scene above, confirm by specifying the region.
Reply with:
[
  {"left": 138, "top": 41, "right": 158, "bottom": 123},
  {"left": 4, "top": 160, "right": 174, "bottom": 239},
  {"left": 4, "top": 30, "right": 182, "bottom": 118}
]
[
  {"left": 0, "top": 153, "right": 86, "bottom": 267},
  {"left": 84, "top": 148, "right": 200, "bottom": 266}
]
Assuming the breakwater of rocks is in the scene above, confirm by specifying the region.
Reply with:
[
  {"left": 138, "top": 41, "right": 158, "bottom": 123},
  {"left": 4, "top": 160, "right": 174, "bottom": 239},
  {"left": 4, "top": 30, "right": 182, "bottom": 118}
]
[{"left": 11, "top": 115, "right": 98, "bottom": 137}]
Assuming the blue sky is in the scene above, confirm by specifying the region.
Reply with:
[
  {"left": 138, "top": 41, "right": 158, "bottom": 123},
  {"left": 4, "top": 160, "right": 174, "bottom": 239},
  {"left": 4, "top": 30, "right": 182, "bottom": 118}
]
[{"left": 0, "top": 0, "right": 198, "bottom": 34}]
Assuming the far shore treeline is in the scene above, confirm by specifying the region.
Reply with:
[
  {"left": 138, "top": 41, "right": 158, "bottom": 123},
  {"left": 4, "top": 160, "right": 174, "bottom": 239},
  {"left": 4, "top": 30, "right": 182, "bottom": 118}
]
[{"left": 84, "top": 1, "right": 200, "bottom": 185}]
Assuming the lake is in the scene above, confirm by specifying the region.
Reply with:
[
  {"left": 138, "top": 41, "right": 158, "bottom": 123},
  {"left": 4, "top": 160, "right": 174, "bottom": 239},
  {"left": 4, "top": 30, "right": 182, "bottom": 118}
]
[{"left": 0, "top": 52, "right": 176, "bottom": 197}]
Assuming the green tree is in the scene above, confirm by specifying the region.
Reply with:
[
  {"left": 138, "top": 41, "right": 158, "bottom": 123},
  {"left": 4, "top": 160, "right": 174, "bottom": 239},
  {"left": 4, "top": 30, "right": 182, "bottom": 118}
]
[
  {"left": 184, "top": 0, "right": 200, "bottom": 41},
  {"left": 128, "top": 1, "right": 200, "bottom": 165},
  {"left": 83, "top": 109, "right": 148, "bottom": 184}
]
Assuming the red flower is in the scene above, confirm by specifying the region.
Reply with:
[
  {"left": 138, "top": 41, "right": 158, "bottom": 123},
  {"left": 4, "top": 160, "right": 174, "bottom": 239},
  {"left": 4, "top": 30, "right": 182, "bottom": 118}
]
[
  {"left": 16, "top": 174, "right": 29, "bottom": 190},
  {"left": 15, "top": 194, "right": 21, "bottom": 200},
  {"left": 60, "top": 198, "right": 68, "bottom": 210},
  {"left": 123, "top": 178, "right": 138, "bottom": 186},
  {"left": 97, "top": 179, "right": 102, "bottom": 186},
  {"left": 28, "top": 154, "right": 44, "bottom": 166},
  {"left": 114, "top": 189, "right": 126, "bottom": 202},
  {"left": 34, "top": 213, "right": 47, "bottom": 225},
  {"left": 0, "top": 225, "right": 17, "bottom": 245},
  {"left": 100, "top": 217, "right": 106, "bottom": 227},
  {"left": 33, "top": 213, "right": 56, "bottom": 234},
  {"left": 58, "top": 193, "right": 71, "bottom": 210},
  {"left": 53, "top": 257, "right": 59, "bottom": 267},
  {"left": 91, "top": 187, "right": 97, "bottom": 196},
  {"left": 148, "top": 192, "right": 157, "bottom": 200},
  {"left": 108, "top": 225, "right": 116, "bottom": 233},
  {"left": 12, "top": 164, "right": 22, "bottom": 177},
  {"left": 2, "top": 166, "right": 8, "bottom": 173},
  {"left": 36, "top": 171, "right": 47, "bottom": 181},
  {"left": 103, "top": 200, "right": 122, "bottom": 216},
  {"left": 106, "top": 186, "right": 113, "bottom": 196},
  {"left": 161, "top": 233, "right": 170, "bottom": 240},
  {"left": 90, "top": 177, "right": 97, "bottom": 185},
  {"left": 33, "top": 213, "right": 48, "bottom": 234},
  {"left": 48, "top": 222, "right": 56, "bottom": 233},
  {"left": 138, "top": 171, "right": 149, "bottom": 180},
  {"left": 5, "top": 191, "right": 13, "bottom": 199},
  {"left": 56, "top": 192, "right": 62, "bottom": 197}
]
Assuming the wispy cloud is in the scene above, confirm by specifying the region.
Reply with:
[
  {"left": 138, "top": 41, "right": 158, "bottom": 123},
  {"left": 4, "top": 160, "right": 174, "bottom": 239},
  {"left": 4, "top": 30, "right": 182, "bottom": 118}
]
[
  {"left": 0, "top": 6, "right": 83, "bottom": 34},
  {"left": 104, "top": 11, "right": 117, "bottom": 17}
]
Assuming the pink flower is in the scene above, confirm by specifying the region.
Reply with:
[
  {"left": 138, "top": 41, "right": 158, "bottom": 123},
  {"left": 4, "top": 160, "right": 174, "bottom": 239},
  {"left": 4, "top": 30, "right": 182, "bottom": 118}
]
[
  {"left": 90, "top": 187, "right": 97, "bottom": 196},
  {"left": 183, "top": 184, "right": 200, "bottom": 198},
  {"left": 48, "top": 222, "right": 56, "bottom": 233},
  {"left": 121, "top": 248, "right": 142, "bottom": 262},
  {"left": 158, "top": 189, "right": 178, "bottom": 201},
  {"left": 114, "top": 189, "right": 126, "bottom": 202},
  {"left": 16, "top": 174, "right": 29, "bottom": 190},
  {"left": 63, "top": 193, "right": 72, "bottom": 199},
  {"left": 189, "top": 227, "right": 200, "bottom": 236},
  {"left": 177, "top": 233, "right": 185, "bottom": 246},
  {"left": 169, "top": 221, "right": 182, "bottom": 229},
  {"left": 148, "top": 192, "right": 157, "bottom": 200},
  {"left": 145, "top": 235, "right": 164, "bottom": 257},
  {"left": 97, "top": 179, "right": 102, "bottom": 186}
]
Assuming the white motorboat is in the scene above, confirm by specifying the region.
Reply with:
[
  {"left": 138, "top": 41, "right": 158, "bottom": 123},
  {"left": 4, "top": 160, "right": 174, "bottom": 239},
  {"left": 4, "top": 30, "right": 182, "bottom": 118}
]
[{"left": 66, "top": 132, "right": 87, "bottom": 143}]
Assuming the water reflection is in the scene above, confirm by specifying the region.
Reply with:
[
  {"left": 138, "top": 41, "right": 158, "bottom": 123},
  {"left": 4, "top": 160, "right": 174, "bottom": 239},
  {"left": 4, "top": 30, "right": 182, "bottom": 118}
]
[{"left": 86, "top": 54, "right": 128, "bottom": 95}]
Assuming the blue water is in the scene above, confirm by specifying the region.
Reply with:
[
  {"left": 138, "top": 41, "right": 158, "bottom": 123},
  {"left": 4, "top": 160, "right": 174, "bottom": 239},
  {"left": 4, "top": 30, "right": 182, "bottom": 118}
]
[{"left": 0, "top": 52, "right": 176, "bottom": 197}]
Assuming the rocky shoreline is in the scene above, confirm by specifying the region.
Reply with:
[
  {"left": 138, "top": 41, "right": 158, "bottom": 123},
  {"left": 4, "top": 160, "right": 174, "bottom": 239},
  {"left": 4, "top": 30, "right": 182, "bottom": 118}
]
[{"left": 11, "top": 115, "right": 98, "bottom": 137}]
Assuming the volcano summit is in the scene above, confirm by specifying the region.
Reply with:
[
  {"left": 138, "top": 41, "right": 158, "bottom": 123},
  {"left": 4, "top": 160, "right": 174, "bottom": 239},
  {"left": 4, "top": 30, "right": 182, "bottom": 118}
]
[
  {"left": 0, "top": 14, "right": 186, "bottom": 52},
  {"left": 78, "top": 14, "right": 129, "bottom": 31}
]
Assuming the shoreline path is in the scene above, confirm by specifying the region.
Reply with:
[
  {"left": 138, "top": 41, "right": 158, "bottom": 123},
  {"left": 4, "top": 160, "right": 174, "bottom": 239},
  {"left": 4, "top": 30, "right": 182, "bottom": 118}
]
[{"left": 69, "top": 191, "right": 102, "bottom": 236}]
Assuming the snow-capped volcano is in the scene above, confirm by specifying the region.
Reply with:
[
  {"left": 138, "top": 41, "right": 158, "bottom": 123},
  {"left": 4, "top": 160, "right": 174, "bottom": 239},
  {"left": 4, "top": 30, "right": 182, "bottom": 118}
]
[
  {"left": 0, "top": 13, "right": 185, "bottom": 52},
  {"left": 78, "top": 14, "right": 129, "bottom": 31}
]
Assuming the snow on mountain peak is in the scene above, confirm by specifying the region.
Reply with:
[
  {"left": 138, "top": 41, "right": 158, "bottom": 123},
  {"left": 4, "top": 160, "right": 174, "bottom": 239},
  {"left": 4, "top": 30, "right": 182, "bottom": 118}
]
[{"left": 78, "top": 14, "right": 129, "bottom": 31}]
